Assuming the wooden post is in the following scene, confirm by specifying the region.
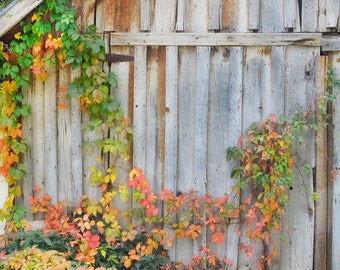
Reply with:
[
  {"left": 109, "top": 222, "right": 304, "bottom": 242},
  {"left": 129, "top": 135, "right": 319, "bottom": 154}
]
[{"left": 314, "top": 55, "right": 328, "bottom": 270}]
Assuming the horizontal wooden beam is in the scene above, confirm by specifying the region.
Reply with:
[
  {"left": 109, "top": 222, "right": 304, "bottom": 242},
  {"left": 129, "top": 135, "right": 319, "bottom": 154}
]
[
  {"left": 322, "top": 36, "right": 340, "bottom": 51},
  {"left": 110, "top": 33, "right": 322, "bottom": 46},
  {"left": 0, "top": 0, "right": 44, "bottom": 38}
]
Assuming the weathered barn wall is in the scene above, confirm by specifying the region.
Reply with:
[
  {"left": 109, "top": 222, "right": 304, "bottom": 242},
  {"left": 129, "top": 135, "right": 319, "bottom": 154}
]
[{"left": 3, "top": 0, "right": 340, "bottom": 269}]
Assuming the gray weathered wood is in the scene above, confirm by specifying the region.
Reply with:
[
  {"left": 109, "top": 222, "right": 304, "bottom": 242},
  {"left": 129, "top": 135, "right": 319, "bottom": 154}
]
[
  {"left": 206, "top": 46, "right": 230, "bottom": 260},
  {"left": 279, "top": 45, "right": 317, "bottom": 270},
  {"left": 322, "top": 36, "right": 340, "bottom": 51},
  {"left": 133, "top": 46, "right": 147, "bottom": 171},
  {"left": 301, "top": 0, "right": 319, "bottom": 32},
  {"left": 164, "top": 45, "right": 178, "bottom": 260},
  {"left": 140, "top": 0, "right": 151, "bottom": 31},
  {"left": 193, "top": 46, "right": 210, "bottom": 254},
  {"left": 225, "top": 46, "right": 244, "bottom": 269},
  {"left": 176, "top": 46, "right": 196, "bottom": 264},
  {"left": 185, "top": 0, "right": 209, "bottom": 32},
  {"left": 21, "top": 71, "right": 34, "bottom": 220},
  {"left": 32, "top": 78, "right": 46, "bottom": 212},
  {"left": 208, "top": 0, "right": 222, "bottom": 30},
  {"left": 153, "top": 0, "right": 177, "bottom": 32},
  {"left": 248, "top": 0, "right": 260, "bottom": 30},
  {"left": 319, "top": 0, "right": 328, "bottom": 32},
  {"left": 261, "top": 0, "right": 285, "bottom": 32},
  {"left": 70, "top": 68, "right": 83, "bottom": 205},
  {"left": 57, "top": 67, "right": 72, "bottom": 203},
  {"left": 326, "top": 0, "right": 340, "bottom": 28},
  {"left": 110, "top": 33, "right": 322, "bottom": 46},
  {"left": 314, "top": 55, "right": 328, "bottom": 270},
  {"left": 145, "top": 46, "right": 164, "bottom": 193},
  {"left": 176, "top": 0, "right": 186, "bottom": 31},
  {"left": 237, "top": 46, "right": 265, "bottom": 269},
  {"left": 331, "top": 51, "right": 340, "bottom": 270},
  {"left": 44, "top": 60, "right": 58, "bottom": 204},
  {"left": 284, "top": 0, "right": 300, "bottom": 30},
  {"left": 0, "top": 0, "right": 44, "bottom": 38}
]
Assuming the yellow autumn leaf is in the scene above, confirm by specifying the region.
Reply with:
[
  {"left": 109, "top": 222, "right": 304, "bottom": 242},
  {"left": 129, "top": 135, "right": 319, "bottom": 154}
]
[{"left": 14, "top": 32, "right": 21, "bottom": 40}]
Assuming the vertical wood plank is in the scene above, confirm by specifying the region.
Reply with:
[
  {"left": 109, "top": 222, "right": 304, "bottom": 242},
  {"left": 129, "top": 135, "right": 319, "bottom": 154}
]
[
  {"left": 225, "top": 46, "right": 243, "bottom": 269},
  {"left": 207, "top": 46, "right": 229, "bottom": 212},
  {"left": 185, "top": 0, "right": 209, "bottom": 32},
  {"left": 44, "top": 61, "right": 58, "bottom": 204},
  {"left": 326, "top": 0, "right": 340, "bottom": 28},
  {"left": 115, "top": 0, "right": 140, "bottom": 32},
  {"left": 164, "top": 45, "right": 178, "bottom": 260},
  {"left": 284, "top": 0, "right": 300, "bottom": 31},
  {"left": 237, "top": 46, "right": 265, "bottom": 269},
  {"left": 222, "top": 0, "right": 249, "bottom": 32},
  {"left": 301, "top": 0, "right": 319, "bottom": 32},
  {"left": 176, "top": 0, "right": 186, "bottom": 31},
  {"left": 21, "top": 73, "right": 34, "bottom": 220},
  {"left": 193, "top": 46, "right": 210, "bottom": 253},
  {"left": 133, "top": 46, "right": 147, "bottom": 171},
  {"left": 57, "top": 67, "right": 72, "bottom": 203},
  {"left": 153, "top": 0, "right": 177, "bottom": 32},
  {"left": 32, "top": 78, "right": 46, "bottom": 219},
  {"left": 208, "top": 0, "right": 222, "bottom": 30},
  {"left": 140, "top": 0, "right": 151, "bottom": 31},
  {"left": 319, "top": 0, "right": 327, "bottom": 32},
  {"left": 267, "top": 46, "right": 286, "bottom": 269},
  {"left": 145, "top": 46, "right": 165, "bottom": 193},
  {"left": 248, "top": 0, "right": 260, "bottom": 31},
  {"left": 331, "top": 51, "right": 340, "bottom": 270},
  {"left": 70, "top": 68, "right": 83, "bottom": 205},
  {"left": 279, "top": 45, "right": 316, "bottom": 270},
  {"left": 261, "top": 0, "right": 285, "bottom": 32},
  {"left": 176, "top": 47, "right": 196, "bottom": 264},
  {"left": 82, "top": 0, "right": 96, "bottom": 32},
  {"left": 102, "top": 0, "right": 116, "bottom": 32},
  {"left": 314, "top": 55, "right": 328, "bottom": 270}
]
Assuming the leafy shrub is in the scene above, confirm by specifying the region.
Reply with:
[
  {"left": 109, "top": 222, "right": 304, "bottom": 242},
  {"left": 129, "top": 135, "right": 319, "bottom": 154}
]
[{"left": 0, "top": 246, "right": 71, "bottom": 270}]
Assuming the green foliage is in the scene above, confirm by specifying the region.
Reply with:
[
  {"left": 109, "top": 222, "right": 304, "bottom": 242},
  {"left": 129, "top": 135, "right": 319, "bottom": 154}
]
[
  {"left": 4, "top": 230, "right": 73, "bottom": 254},
  {"left": 0, "top": 246, "right": 72, "bottom": 270}
]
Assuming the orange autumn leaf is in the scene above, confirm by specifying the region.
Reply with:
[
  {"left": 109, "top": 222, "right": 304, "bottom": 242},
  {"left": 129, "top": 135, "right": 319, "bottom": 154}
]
[{"left": 211, "top": 232, "right": 225, "bottom": 245}]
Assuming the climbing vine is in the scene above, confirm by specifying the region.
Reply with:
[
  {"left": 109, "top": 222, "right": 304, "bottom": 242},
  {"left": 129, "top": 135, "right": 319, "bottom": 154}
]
[
  {"left": 0, "top": 0, "right": 339, "bottom": 269},
  {"left": 0, "top": 0, "right": 131, "bottom": 231}
]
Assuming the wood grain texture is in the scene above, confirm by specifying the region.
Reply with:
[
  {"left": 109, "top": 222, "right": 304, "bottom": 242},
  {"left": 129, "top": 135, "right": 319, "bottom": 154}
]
[
  {"left": 248, "top": 0, "right": 260, "bottom": 30},
  {"left": 176, "top": 0, "right": 186, "bottom": 31},
  {"left": 209, "top": 0, "right": 222, "bottom": 30},
  {"left": 284, "top": 0, "right": 300, "bottom": 30},
  {"left": 133, "top": 46, "right": 147, "bottom": 171},
  {"left": 301, "top": 0, "right": 319, "bottom": 32},
  {"left": 260, "top": 0, "right": 285, "bottom": 32},
  {"left": 44, "top": 59, "right": 58, "bottom": 204},
  {"left": 110, "top": 33, "right": 322, "bottom": 46},
  {"left": 0, "top": 0, "right": 44, "bottom": 38},
  {"left": 176, "top": 46, "right": 196, "bottom": 264},
  {"left": 57, "top": 67, "right": 73, "bottom": 203},
  {"left": 140, "top": 0, "right": 151, "bottom": 31},
  {"left": 164, "top": 46, "right": 178, "bottom": 260},
  {"left": 326, "top": 0, "right": 340, "bottom": 28},
  {"left": 314, "top": 55, "right": 328, "bottom": 270},
  {"left": 153, "top": 0, "right": 177, "bottom": 32},
  {"left": 70, "top": 67, "right": 83, "bottom": 205},
  {"left": 225, "top": 47, "right": 243, "bottom": 269},
  {"left": 279, "top": 45, "right": 317, "bottom": 270},
  {"left": 330, "top": 51, "right": 340, "bottom": 270}
]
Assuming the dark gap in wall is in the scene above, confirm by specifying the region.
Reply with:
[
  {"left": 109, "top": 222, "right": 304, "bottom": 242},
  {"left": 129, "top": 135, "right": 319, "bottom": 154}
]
[{"left": 298, "top": 0, "right": 302, "bottom": 28}]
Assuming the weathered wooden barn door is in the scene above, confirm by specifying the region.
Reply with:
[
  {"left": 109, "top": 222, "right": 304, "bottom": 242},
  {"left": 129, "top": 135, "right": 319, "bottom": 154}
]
[{"left": 108, "top": 33, "right": 324, "bottom": 269}]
